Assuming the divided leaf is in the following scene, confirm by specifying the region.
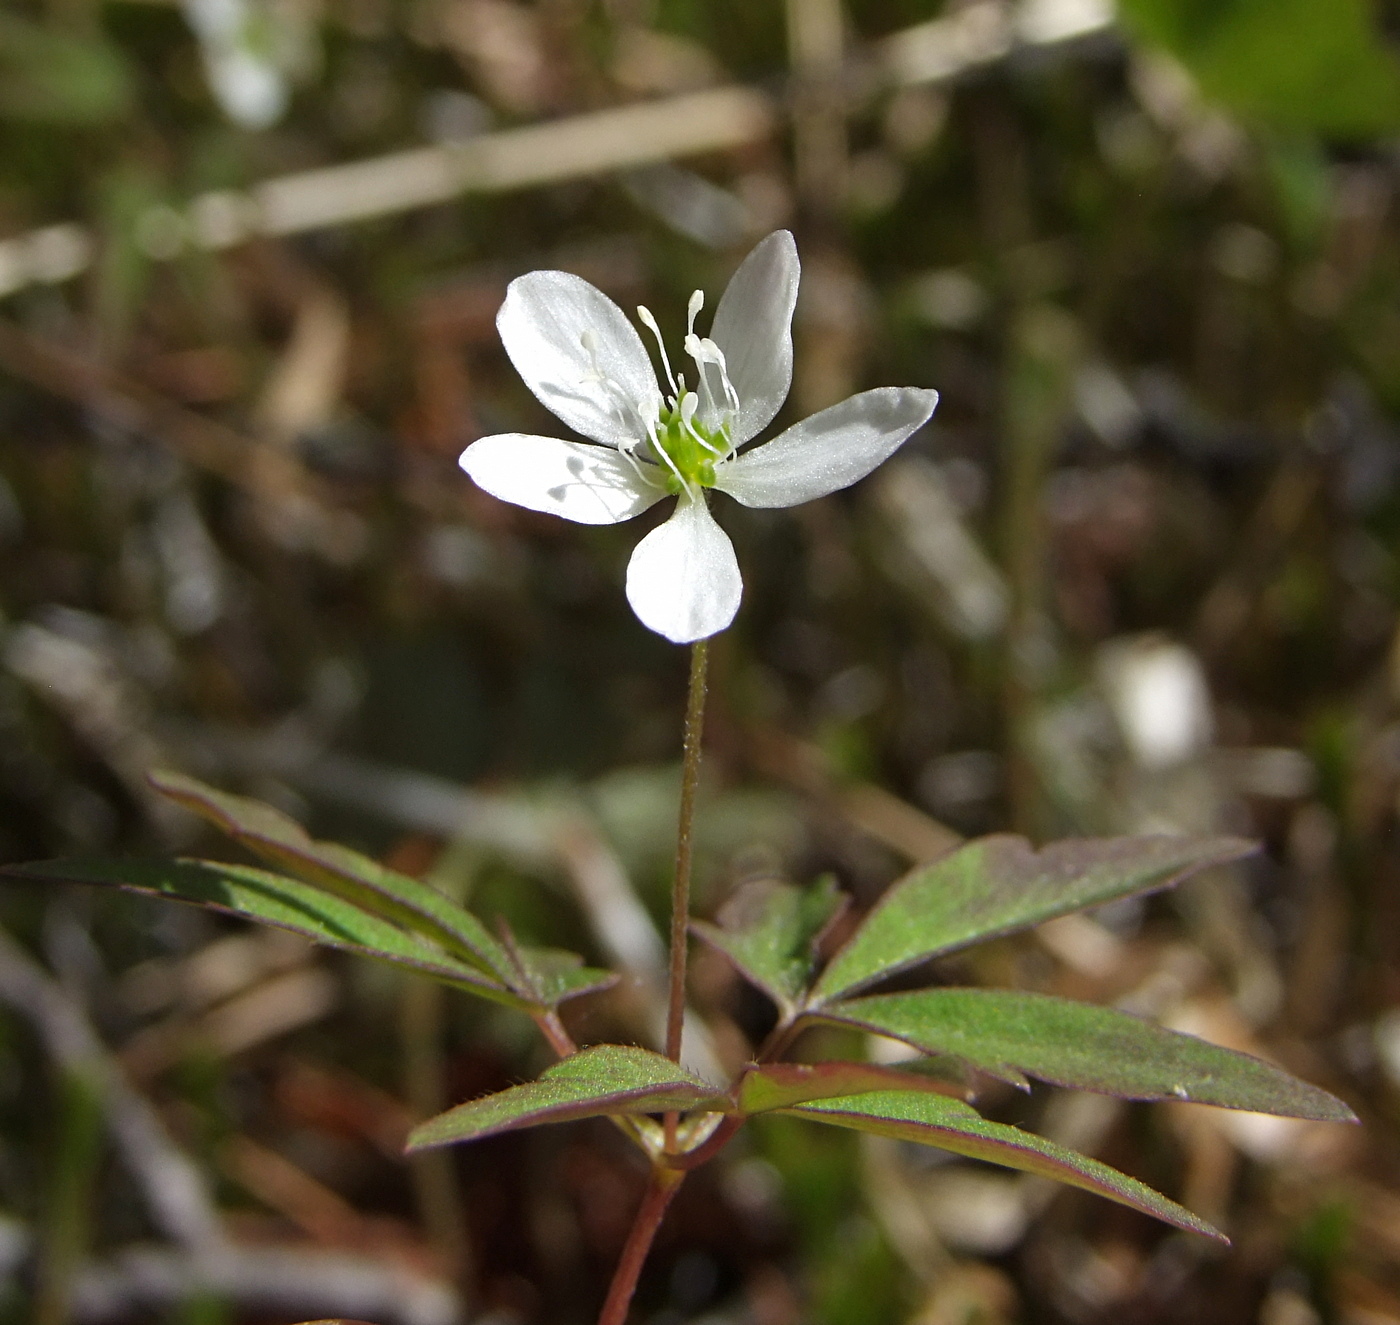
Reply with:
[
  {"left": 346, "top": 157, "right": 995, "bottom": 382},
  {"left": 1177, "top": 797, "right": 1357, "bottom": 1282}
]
[
  {"left": 149, "top": 770, "right": 514, "bottom": 983},
  {"left": 736, "top": 1059, "right": 966, "bottom": 1114},
  {"left": 692, "top": 875, "right": 847, "bottom": 1014},
  {"left": 4, "top": 856, "right": 526, "bottom": 1007},
  {"left": 406, "top": 1045, "right": 731, "bottom": 1152},
  {"left": 506, "top": 942, "right": 618, "bottom": 1008},
  {"left": 784, "top": 1090, "right": 1224, "bottom": 1241},
  {"left": 812, "top": 834, "right": 1255, "bottom": 1003},
  {"left": 819, "top": 989, "right": 1356, "bottom": 1121}
]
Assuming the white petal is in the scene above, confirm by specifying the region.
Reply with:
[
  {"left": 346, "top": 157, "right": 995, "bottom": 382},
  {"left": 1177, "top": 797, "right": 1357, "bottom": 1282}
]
[
  {"left": 625, "top": 495, "right": 742, "bottom": 643},
  {"left": 708, "top": 230, "right": 800, "bottom": 444},
  {"left": 713, "top": 387, "right": 939, "bottom": 508},
  {"left": 497, "top": 271, "right": 661, "bottom": 448},
  {"left": 460, "top": 434, "right": 664, "bottom": 525}
]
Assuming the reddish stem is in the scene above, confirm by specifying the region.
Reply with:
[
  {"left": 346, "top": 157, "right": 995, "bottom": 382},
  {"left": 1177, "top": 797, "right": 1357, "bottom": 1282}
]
[
  {"left": 533, "top": 1009, "right": 577, "bottom": 1058},
  {"left": 596, "top": 1167, "right": 685, "bottom": 1325},
  {"left": 664, "top": 639, "right": 709, "bottom": 1152}
]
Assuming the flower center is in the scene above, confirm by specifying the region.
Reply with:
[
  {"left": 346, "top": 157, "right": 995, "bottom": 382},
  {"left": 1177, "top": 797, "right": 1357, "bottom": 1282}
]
[
  {"left": 633, "top": 289, "right": 741, "bottom": 495},
  {"left": 653, "top": 393, "right": 728, "bottom": 492}
]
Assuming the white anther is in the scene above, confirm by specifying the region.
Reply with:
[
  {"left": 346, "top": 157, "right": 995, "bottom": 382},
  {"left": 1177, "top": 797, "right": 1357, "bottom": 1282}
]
[
  {"left": 684, "top": 332, "right": 740, "bottom": 419},
  {"left": 687, "top": 289, "right": 704, "bottom": 338}
]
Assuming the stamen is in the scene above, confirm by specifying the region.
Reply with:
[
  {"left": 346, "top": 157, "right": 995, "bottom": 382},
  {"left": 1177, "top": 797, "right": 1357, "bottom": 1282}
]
[
  {"left": 687, "top": 290, "right": 704, "bottom": 338},
  {"left": 680, "top": 393, "right": 723, "bottom": 456},
  {"left": 617, "top": 445, "right": 654, "bottom": 487},
  {"left": 704, "top": 338, "right": 742, "bottom": 414},
  {"left": 684, "top": 332, "right": 740, "bottom": 421},
  {"left": 646, "top": 417, "right": 693, "bottom": 496},
  {"left": 636, "top": 305, "right": 679, "bottom": 397}
]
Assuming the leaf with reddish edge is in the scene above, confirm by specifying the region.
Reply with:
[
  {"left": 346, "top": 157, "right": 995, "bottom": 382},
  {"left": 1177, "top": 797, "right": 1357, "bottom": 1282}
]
[
  {"left": 507, "top": 940, "right": 618, "bottom": 1008},
  {"left": 691, "top": 875, "right": 847, "bottom": 1015},
  {"left": 148, "top": 770, "right": 515, "bottom": 983},
  {"left": 2, "top": 856, "right": 530, "bottom": 1007},
  {"left": 736, "top": 1059, "right": 967, "bottom": 1114},
  {"left": 406, "top": 1046, "right": 732, "bottom": 1152},
  {"left": 811, "top": 835, "right": 1256, "bottom": 1003},
  {"left": 785, "top": 1091, "right": 1225, "bottom": 1241},
  {"left": 816, "top": 988, "right": 1356, "bottom": 1120}
]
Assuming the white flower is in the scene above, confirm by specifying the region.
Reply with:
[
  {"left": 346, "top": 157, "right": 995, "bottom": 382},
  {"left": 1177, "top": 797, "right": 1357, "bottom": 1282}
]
[{"left": 459, "top": 231, "right": 939, "bottom": 643}]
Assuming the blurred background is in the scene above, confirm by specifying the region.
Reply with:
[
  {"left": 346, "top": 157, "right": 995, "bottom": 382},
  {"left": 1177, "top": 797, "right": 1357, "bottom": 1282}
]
[{"left": 0, "top": 0, "right": 1398, "bottom": 1321}]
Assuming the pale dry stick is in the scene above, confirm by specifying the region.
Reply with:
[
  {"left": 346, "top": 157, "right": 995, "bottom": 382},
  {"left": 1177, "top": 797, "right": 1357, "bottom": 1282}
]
[
  {"left": 0, "top": 924, "right": 226, "bottom": 1256},
  {"left": 553, "top": 813, "right": 724, "bottom": 1081},
  {"left": 743, "top": 721, "right": 962, "bottom": 864},
  {"left": 68, "top": 1244, "right": 459, "bottom": 1325},
  {"left": 0, "top": 88, "right": 775, "bottom": 299},
  {"left": 0, "top": 923, "right": 464, "bottom": 1324},
  {"left": 0, "top": 3, "right": 1116, "bottom": 303}
]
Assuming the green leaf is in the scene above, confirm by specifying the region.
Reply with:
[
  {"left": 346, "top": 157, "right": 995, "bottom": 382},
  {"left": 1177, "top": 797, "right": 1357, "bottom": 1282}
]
[
  {"left": 736, "top": 1060, "right": 966, "bottom": 1114},
  {"left": 505, "top": 942, "right": 618, "bottom": 1009},
  {"left": 811, "top": 835, "right": 1254, "bottom": 1004},
  {"left": 784, "top": 1091, "right": 1224, "bottom": 1241},
  {"left": 2, "top": 857, "right": 528, "bottom": 1008},
  {"left": 818, "top": 989, "right": 1356, "bottom": 1121},
  {"left": 149, "top": 771, "right": 514, "bottom": 984},
  {"left": 691, "top": 875, "right": 847, "bottom": 1015},
  {"left": 1118, "top": 0, "right": 1400, "bottom": 136},
  {"left": 406, "top": 1045, "right": 731, "bottom": 1152}
]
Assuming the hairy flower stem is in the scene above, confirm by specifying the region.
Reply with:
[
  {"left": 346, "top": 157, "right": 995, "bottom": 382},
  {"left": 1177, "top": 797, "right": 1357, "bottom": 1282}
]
[
  {"left": 596, "top": 1167, "right": 685, "bottom": 1325},
  {"left": 663, "top": 640, "right": 709, "bottom": 1144}
]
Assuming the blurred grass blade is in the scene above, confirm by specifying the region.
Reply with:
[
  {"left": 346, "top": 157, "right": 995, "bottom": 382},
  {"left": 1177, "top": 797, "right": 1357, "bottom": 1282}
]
[
  {"left": 736, "top": 1059, "right": 966, "bottom": 1114},
  {"left": 149, "top": 770, "right": 515, "bottom": 983},
  {"left": 784, "top": 1090, "right": 1225, "bottom": 1241},
  {"left": 406, "top": 1045, "right": 731, "bottom": 1152},
  {"left": 691, "top": 875, "right": 847, "bottom": 1015},
  {"left": 2, "top": 857, "right": 532, "bottom": 1009},
  {"left": 819, "top": 988, "right": 1356, "bottom": 1120},
  {"left": 811, "top": 834, "right": 1255, "bottom": 1003},
  {"left": 35, "top": 1070, "right": 103, "bottom": 1325}
]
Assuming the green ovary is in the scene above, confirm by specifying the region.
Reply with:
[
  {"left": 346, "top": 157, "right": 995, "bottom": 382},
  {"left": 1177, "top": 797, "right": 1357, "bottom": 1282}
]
[{"left": 654, "top": 401, "right": 728, "bottom": 493}]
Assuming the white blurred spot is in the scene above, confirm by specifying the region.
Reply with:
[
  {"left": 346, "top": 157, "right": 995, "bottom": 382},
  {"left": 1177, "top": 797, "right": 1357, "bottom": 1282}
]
[
  {"left": 189, "top": 190, "right": 259, "bottom": 249},
  {"left": 909, "top": 267, "right": 989, "bottom": 330},
  {"left": 872, "top": 458, "right": 1010, "bottom": 642},
  {"left": 1374, "top": 1007, "right": 1400, "bottom": 1090},
  {"left": 1097, "top": 635, "right": 1213, "bottom": 769},
  {"left": 420, "top": 88, "right": 492, "bottom": 145},
  {"left": 1016, "top": 0, "right": 1114, "bottom": 45},
  {"left": 1074, "top": 361, "right": 1141, "bottom": 448},
  {"left": 921, "top": 1170, "right": 1029, "bottom": 1254},
  {"left": 1210, "top": 222, "right": 1279, "bottom": 285},
  {"left": 135, "top": 205, "right": 188, "bottom": 261},
  {"left": 183, "top": 0, "right": 317, "bottom": 130}
]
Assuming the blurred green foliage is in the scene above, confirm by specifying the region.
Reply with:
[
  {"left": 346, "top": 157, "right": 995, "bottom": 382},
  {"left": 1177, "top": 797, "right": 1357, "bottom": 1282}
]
[
  {"left": 0, "top": 16, "right": 134, "bottom": 126},
  {"left": 1119, "top": 0, "right": 1400, "bottom": 133}
]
